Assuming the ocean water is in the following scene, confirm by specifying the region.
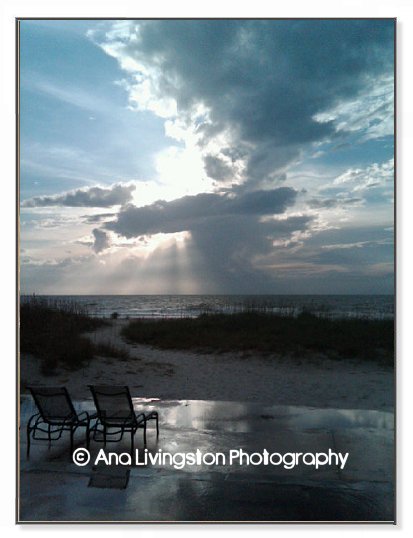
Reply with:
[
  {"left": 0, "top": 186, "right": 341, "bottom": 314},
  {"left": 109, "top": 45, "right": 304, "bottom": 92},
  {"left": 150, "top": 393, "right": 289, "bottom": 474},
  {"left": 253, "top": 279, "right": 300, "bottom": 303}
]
[{"left": 23, "top": 295, "right": 395, "bottom": 320}]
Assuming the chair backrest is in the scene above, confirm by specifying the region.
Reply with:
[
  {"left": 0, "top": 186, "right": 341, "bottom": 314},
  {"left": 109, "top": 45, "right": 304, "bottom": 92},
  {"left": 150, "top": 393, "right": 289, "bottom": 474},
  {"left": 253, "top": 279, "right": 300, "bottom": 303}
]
[
  {"left": 28, "top": 386, "right": 76, "bottom": 422},
  {"left": 89, "top": 386, "right": 135, "bottom": 423}
]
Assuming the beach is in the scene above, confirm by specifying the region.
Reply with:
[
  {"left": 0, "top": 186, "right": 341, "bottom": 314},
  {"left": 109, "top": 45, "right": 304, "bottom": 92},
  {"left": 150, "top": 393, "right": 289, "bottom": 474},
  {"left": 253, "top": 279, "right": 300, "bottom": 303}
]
[
  {"left": 20, "top": 319, "right": 394, "bottom": 411},
  {"left": 17, "top": 18, "right": 396, "bottom": 524}
]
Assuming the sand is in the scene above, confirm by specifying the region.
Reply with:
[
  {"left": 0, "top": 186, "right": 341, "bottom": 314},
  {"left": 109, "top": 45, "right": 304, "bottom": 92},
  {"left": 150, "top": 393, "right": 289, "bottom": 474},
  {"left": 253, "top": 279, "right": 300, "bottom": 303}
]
[{"left": 20, "top": 319, "right": 394, "bottom": 411}]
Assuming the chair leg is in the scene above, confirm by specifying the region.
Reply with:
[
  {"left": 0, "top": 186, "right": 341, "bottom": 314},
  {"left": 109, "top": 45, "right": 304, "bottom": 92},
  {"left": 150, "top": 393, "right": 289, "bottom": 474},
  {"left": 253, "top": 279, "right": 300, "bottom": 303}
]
[
  {"left": 143, "top": 422, "right": 147, "bottom": 446},
  {"left": 26, "top": 425, "right": 31, "bottom": 458},
  {"left": 130, "top": 430, "right": 134, "bottom": 457},
  {"left": 70, "top": 426, "right": 74, "bottom": 455},
  {"left": 156, "top": 415, "right": 159, "bottom": 438},
  {"left": 86, "top": 421, "right": 90, "bottom": 450},
  {"left": 103, "top": 425, "right": 107, "bottom": 447}
]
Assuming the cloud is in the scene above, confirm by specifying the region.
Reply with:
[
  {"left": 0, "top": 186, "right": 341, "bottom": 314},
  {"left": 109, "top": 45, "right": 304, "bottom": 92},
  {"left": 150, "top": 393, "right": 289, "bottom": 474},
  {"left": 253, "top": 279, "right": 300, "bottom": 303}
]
[
  {"left": 94, "top": 20, "right": 394, "bottom": 187},
  {"left": 29, "top": 77, "right": 111, "bottom": 114},
  {"left": 271, "top": 223, "right": 393, "bottom": 268},
  {"left": 333, "top": 159, "right": 394, "bottom": 192},
  {"left": 307, "top": 196, "right": 363, "bottom": 209},
  {"left": 314, "top": 74, "right": 394, "bottom": 141},
  {"left": 99, "top": 187, "right": 318, "bottom": 292},
  {"left": 187, "top": 213, "right": 314, "bottom": 292},
  {"left": 23, "top": 183, "right": 136, "bottom": 208},
  {"left": 20, "top": 20, "right": 394, "bottom": 295},
  {"left": 105, "top": 187, "right": 297, "bottom": 237},
  {"left": 249, "top": 223, "right": 394, "bottom": 293},
  {"left": 22, "top": 217, "right": 394, "bottom": 295},
  {"left": 92, "top": 228, "right": 111, "bottom": 253},
  {"left": 82, "top": 212, "right": 117, "bottom": 224},
  {"left": 321, "top": 238, "right": 392, "bottom": 250},
  {"left": 203, "top": 154, "right": 233, "bottom": 181}
]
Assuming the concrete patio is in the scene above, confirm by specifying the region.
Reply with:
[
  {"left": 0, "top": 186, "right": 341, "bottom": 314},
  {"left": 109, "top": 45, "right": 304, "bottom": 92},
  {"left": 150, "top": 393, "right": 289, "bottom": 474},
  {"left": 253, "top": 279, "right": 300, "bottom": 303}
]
[{"left": 18, "top": 397, "right": 394, "bottom": 522}]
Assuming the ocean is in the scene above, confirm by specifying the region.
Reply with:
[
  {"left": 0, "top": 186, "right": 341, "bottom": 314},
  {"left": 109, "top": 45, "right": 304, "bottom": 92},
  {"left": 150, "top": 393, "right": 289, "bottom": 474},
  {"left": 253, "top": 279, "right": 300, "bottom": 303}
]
[{"left": 22, "top": 294, "right": 395, "bottom": 320}]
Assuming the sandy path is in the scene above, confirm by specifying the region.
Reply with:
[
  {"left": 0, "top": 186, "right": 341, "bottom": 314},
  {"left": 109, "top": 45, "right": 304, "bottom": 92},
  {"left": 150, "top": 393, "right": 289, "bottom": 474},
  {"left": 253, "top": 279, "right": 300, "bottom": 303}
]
[{"left": 20, "top": 320, "right": 394, "bottom": 411}]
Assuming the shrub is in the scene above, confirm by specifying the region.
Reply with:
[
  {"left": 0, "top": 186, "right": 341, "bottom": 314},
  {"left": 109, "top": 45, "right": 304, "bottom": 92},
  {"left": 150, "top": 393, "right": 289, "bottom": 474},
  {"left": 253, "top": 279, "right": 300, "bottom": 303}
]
[
  {"left": 121, "top": 311, "right": 394, "bottom": 365},
  {"left": 20, "top": 296, "right": 126, "bottom": 372}
]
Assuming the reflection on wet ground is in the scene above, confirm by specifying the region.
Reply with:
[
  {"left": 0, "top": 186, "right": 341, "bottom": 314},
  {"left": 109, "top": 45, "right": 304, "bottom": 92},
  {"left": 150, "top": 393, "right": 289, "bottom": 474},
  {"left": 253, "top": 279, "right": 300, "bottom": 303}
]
[{"left": 19, "top": 397, "right": 394, "bottom": 522}]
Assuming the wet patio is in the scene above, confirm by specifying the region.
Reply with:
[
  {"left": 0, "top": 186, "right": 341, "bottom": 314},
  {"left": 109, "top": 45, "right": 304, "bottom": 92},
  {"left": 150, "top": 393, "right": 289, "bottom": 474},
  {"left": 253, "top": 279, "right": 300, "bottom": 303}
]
[{"left": 18, "top": 397, "right": 394, "bottom": 522}]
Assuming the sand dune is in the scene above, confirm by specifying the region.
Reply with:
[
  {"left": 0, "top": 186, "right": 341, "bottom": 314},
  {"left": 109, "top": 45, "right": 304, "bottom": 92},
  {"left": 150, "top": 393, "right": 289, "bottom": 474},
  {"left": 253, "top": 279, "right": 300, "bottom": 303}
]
[{"left": 20, "top": 319, "right": 393, "bottom": 411}]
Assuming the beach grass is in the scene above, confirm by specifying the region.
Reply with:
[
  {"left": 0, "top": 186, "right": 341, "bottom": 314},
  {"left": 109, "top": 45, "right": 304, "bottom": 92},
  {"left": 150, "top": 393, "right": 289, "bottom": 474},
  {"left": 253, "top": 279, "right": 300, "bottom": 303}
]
[
  {"left": 20, "top": 296, "right": 128, "bottom": 374},
  {"left": 121, "top": 311, "right": 394, "bottom": 365}
]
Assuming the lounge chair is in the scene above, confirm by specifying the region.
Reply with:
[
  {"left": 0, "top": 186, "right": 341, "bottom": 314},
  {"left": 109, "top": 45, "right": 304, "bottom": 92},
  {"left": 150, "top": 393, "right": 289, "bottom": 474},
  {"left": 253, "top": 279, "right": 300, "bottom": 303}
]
[
  {"left": 26, "top": 386, "right": 95, "bottom": 458},
  {"left": 88, "top": 385, "right": 159, "bottom": 454}
]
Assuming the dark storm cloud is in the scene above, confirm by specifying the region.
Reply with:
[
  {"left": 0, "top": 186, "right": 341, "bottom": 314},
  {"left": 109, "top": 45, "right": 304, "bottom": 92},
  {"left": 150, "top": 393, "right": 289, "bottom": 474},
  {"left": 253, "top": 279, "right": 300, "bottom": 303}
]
[
  {"left": 187, "top": 213, "right": 314, "bottom": 292},
  {"left": 105, "top": 187, "right": 297, "bottom": 237},
  {"left": 102, "top": 187, "right": 315, "bottom": 292},
  {"left": 89, "top": 19, "right": 393, "bottom": 293},
  {"left": 203, "top": 155, "right": 233, "bottom": 180},
  {"left": 92, "top": 228, "right": 111, "bottom": 253},
  {"left": 103, "top": 19, "right": 393, "bottom": 184},
  {"left": 23, "top": 183, "right": 135, "bottom": 208}
]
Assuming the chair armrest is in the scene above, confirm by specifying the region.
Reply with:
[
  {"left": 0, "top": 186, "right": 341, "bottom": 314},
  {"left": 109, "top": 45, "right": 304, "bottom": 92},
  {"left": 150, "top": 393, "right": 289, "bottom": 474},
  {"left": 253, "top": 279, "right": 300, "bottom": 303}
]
[
  {"left": 134, "top": 412, "right": 146, "bottom": 424},
  {"left": 27, "top": 413, "right": 41, "bottom": 429}
]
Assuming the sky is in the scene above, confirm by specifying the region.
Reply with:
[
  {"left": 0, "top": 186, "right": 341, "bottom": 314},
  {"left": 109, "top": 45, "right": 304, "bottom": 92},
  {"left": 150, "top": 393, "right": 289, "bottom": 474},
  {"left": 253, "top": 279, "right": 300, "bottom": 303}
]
[{"left": 19, "top": 19, "right": 394, "bottom": 295}]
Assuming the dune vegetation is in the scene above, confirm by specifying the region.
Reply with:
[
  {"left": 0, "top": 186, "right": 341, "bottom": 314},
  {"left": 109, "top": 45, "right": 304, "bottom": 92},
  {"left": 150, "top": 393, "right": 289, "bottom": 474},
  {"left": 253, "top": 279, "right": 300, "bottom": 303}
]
[
  {"left": 20, "top": 296, "right": 128, "bottom": 375},
  {"left": 121, "top": 311, "right": 394, "bottom": 365}
]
